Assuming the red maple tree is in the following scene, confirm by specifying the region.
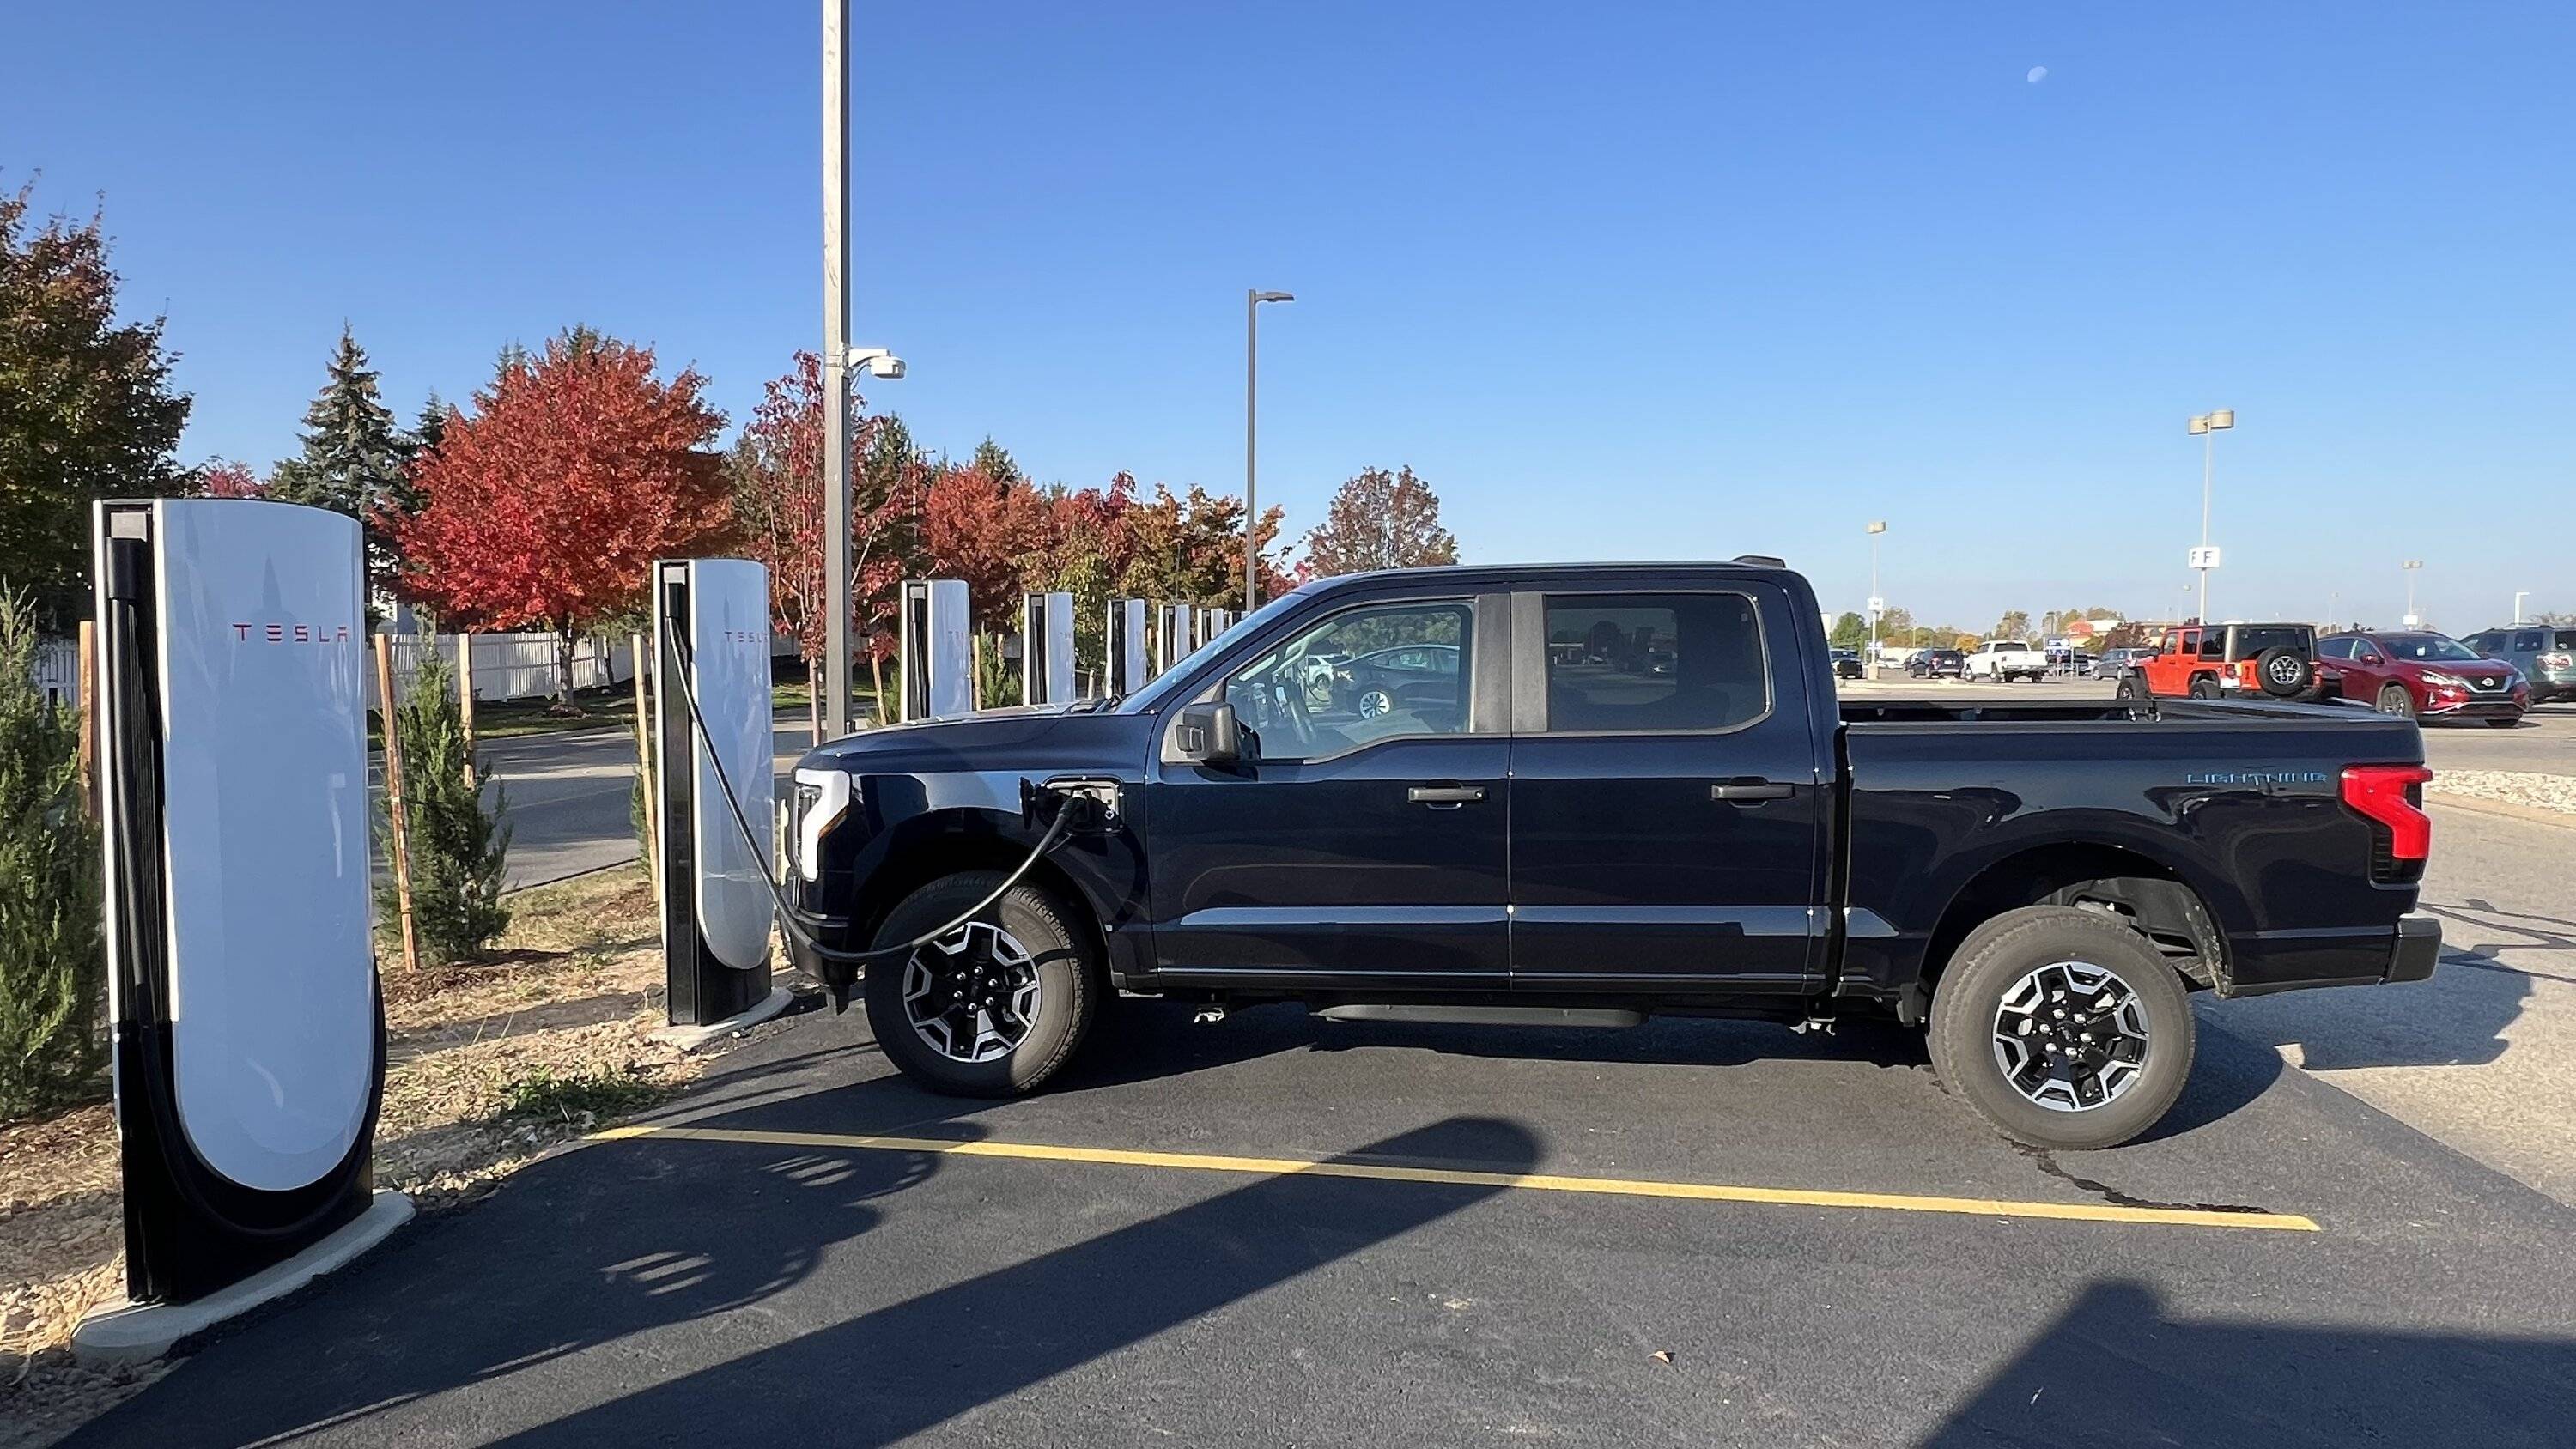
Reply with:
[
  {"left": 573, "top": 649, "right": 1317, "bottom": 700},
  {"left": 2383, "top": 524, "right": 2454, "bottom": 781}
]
[
  {"left": 193, "top": 459, "right": 268, "bottom": 498},
  {"left": 729, "top": 352, "right": 925, "bottom": 727},
  {"left": 392, "top": 331, "right": 730, "bottom": 706}
]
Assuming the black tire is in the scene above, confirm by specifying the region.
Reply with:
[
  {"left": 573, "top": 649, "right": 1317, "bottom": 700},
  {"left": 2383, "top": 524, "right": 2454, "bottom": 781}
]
[
  {"left": 861, "top": 871, "right": 1097, "bottom": 1097},
  {"left": 2114, "top": 675, "right": 2148, "bottom": 704},
  {"left": 2188, "top": 676, "right": 2221, "bottom": 700},
  {"left": 2377, "top": 683, "right": 2415, "bottom": 718},
  {"left": 2486, "top": 718, "right": 2519, "bottom": 729},
  {"left": 2253, "top": 646, "right": 2313, "bottom": 699},
  {"left": 1928, "top": 906, "right": 2194, "bottom": 1151}
]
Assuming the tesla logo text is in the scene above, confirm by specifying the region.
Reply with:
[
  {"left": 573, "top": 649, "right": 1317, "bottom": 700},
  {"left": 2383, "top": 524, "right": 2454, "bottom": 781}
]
[{"left": 233, "top": 622, "right": 354, "bottom": 644}]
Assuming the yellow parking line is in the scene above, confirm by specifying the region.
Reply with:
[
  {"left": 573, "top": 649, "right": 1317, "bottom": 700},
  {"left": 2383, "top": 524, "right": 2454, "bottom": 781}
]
[{"left": 591, "top": 1124, "right": 2318, "bottom": 1233}]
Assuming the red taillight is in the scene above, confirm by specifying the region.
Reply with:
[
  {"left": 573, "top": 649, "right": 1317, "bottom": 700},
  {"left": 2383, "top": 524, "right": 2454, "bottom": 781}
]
[{"left": 2342, "top": 764, "right": 2433, "bottom": 861}]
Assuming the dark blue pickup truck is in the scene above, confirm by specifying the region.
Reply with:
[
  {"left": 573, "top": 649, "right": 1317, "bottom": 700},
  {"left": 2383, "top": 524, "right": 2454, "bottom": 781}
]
[{"left": 783, "top": 559, "right": 2439, "bottom": 1149}]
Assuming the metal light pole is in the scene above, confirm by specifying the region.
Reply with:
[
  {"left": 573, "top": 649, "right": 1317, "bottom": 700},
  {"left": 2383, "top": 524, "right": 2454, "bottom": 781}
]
[
  {"left": 1865, "top": 520, "right": 1886, "bottom": 675},
  {"left": 2513, "top": 591, "right": 2531, "bottom": 625},
  {"left": 819, "top": 0, "right": 902, "bottom": 737},
  {"left": 2187, "top": 409, "right": 2234, "bottom": 625},
  {"left": 1245, "top": 289, "right": 1293, "bottom": 614},
  {"left": 2403, "top": 559, "right": 2423, "bottom": 627},
  {"left": 821, "top": 0, "right": 854, "bottom": 739}
]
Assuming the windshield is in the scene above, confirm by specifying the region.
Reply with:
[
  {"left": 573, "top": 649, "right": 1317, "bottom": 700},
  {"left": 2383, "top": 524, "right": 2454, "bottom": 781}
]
[
  {"left": 1114, "top": 586, "right": 1316, "bottom": 714},
  {"left": 2380, "top": 634, "right": 2482, "bottom": 663}
]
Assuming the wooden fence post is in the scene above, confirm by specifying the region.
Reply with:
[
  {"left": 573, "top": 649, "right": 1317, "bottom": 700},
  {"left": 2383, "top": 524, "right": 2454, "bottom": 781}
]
[
  {"left": 372, "top": 633, "right": 421, "bottom": 976},
  {"left": 75, "top": 620, "right": 98, "bottom": 811},
  {"left": 631, "top": 632, "right": 660, "bottom": 906},
  {"left": 456, "top": 632, "right": 477, "bottom": 787}
]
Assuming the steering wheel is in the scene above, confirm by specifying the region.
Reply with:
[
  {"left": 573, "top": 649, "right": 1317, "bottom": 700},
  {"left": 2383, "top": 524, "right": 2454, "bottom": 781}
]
[{"left": 1267, "top": 673, "right": 1316, "bottom": 755}]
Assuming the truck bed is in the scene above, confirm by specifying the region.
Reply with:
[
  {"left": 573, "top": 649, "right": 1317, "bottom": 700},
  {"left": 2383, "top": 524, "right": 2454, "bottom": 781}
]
[{"left": 1832, "top": 695, "right": 2426, "bottom": 1005}]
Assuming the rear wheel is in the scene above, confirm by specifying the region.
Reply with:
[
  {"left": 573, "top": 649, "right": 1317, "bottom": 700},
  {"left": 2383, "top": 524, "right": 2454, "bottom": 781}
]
[
  {"left": 2188, "top": 676, "right": 2221, "bottom": 700},
  {"left": 2377, "top": 683, "right": 2416, "bottom": 718},
  {"left": 1929, "top": 906, "right": 2194, "bottom": 1150},
  {"left": 862, "top": 871, "right": 1097, "bottom": 1097}
]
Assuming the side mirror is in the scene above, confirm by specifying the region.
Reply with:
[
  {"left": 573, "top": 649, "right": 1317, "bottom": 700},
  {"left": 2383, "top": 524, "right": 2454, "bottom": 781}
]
[{"left": 1175, "top": 702, "right": 1242, "bottom": 767}]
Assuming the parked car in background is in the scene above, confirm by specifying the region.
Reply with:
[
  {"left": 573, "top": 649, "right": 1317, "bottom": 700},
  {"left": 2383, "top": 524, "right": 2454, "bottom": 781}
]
[
  {"left": 1909, "top": 647, "right": 1965, "bottom": 679},
  {"left": 1830, "top": 648, "right": 1865, "bottom": 680},
  {"left": 1965, "top": 639, "right": 2049, "bottom": 682},
  {"left": 2115, "top": 623, "right": 2321, "bottom": 703},
  {"left": 2460, "top": 624, "right": 2576, "bottom": 704},
  {"left": 2318, "top": 631, "right": 2529, "bottom": 725},
  {"left": 2096, "top": 646, "right": 2155, "bottom": 677},
  {"left": 1343, "top": 641, "right": 1461, "bottom": 720}
]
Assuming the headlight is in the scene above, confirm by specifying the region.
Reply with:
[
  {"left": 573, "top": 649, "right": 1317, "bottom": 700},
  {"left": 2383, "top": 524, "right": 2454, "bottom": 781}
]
[
  {"left": 2421, "top": 671, "right": 2469, "bottom": 689},
  {"left": 791, "top": 768, "right": 851, "bottom": 882}
]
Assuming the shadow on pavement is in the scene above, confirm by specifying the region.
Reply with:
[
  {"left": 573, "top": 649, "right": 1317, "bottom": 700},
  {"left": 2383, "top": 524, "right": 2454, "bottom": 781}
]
[
  {"left": 65, "top": 1106, "right": 961, "bottom": 1447},
  {"left": 485, "top": 1116, "right": 1539, "bottom": 1447},
  {"left": 1919, "top": 1280, "right": 2576, "bottom": 1447}
]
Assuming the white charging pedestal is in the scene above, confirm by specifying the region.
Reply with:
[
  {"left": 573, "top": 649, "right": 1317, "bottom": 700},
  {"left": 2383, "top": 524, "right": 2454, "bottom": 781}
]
[
  {"left": 75, "top": 499, "right": 408, "bottom": 1365},
  {"left": 896, "top": 579, "right": 972, "bottom": 720},
  {"left": 1107, "top": 598, "right": 1150, "bottom": 695},
  {"left": 651, "top": 559, "right": 790, "bottom": 1049},
  {"left": 1021, "top": 591, "right": 1077, "bottom": 706}
]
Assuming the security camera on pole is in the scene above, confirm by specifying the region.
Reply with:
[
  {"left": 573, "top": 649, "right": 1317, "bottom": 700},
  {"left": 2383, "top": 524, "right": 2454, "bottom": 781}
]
[{"left": 2187, "top": 409, "right": 2234, "bottom": 623}]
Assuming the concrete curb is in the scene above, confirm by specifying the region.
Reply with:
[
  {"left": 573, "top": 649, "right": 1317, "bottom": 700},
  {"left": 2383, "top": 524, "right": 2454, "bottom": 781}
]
[
  {"left": 2427, "top": 792, "right": 2576, "bottom": 833},
  {"left": 649, "top": 985, "right": 795, "bottom": 1052},
  {"left": 71, "top": 1191, "right": 415, "bottom": 1366}
]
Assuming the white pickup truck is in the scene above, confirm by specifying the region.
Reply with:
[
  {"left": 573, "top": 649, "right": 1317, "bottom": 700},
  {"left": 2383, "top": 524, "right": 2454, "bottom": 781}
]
[{"left": 1965, "top": 638, "right": 2049, "bottom": 682}]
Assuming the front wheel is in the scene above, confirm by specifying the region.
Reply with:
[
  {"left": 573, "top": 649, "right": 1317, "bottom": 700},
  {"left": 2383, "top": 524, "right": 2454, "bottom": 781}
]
[
  {"left": 1929, "top": 906, "right": 2194, "bottom": 1150},
  {"left": 862, "top": 871, "right": 1098, "bottom": 1097},
  {"left": 2378, "top": 683, "right": 2416, "bottom": 718},
  {"left": 2115, "top": 676, "right": 2148, "bottom": 704}
]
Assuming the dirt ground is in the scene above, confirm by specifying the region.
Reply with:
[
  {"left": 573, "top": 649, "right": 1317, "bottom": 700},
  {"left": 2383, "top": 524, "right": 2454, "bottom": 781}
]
[{"left": 0, "top": 866, "right": 750, "bottom": 1447}]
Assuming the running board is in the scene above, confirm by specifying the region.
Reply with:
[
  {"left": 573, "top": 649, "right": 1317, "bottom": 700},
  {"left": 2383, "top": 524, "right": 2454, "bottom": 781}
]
[{"left": 1315, "top": 1004, "right": 1645, "bottom": 1028}]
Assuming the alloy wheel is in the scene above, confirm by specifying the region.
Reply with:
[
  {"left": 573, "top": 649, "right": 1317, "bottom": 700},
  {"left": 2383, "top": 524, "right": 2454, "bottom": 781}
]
[
  {"left": 902, "top": 921, "right": 1042, "bottom": 1064},
  {"left": 1990, "top": 960, "right": 2151, "bottom": 1113}
]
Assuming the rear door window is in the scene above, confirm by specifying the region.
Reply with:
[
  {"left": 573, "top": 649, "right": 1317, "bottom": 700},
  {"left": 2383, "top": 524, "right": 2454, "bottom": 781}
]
[{"left": 1542, "top": 593, "right": 1766, "bottom": 733}]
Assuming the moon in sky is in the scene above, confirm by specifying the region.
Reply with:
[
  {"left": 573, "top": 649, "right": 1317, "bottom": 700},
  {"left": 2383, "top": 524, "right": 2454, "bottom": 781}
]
[{"left": 2027, "top": 66, "right": 2049, "bottom": 83}]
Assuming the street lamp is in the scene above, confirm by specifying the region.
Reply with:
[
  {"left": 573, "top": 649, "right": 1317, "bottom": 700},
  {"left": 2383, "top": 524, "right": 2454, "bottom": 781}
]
[
  {"left": 2186, "top": 409, "right": 2234, "bottom": 625},
  {"left": 2513, "top": 591, "right": 2531, "bottom": 625},
  {"left": 2402, "top": 559, "right": 2423, "bottom": 627},
  {"left": 1245, "top": 289, "right": 1293, "bottom": 614},
  {"left": 1865, "top": 520, "right": 1887, "bottom": 674}
]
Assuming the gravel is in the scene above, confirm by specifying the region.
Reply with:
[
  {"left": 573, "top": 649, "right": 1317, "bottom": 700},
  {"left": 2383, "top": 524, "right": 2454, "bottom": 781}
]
[{"left": 2428, "top": 768, "right": 2576, "bottom": 817}]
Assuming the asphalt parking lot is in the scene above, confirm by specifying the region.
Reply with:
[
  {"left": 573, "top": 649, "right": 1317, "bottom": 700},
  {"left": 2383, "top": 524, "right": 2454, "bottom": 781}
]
[{"left": 70, "top": 789, "right": 2576, "bottom": 1447}]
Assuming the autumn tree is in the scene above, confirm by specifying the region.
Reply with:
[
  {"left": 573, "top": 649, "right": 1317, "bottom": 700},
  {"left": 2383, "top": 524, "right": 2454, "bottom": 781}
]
[
  {"left": 192, "top": 459, "right": 269, "bottom": 498},
  {"left": 1119, "top": 482, "right": 1289, "bottom": 606},
  {"left": 922, "top": 462, "right": 1052, "bottom": 633},
  {"left": 0, "top": 185, "right": 191, "bottom": 623},
  {"left": 1302, "top": 465, "right": 1458, "bottom": 578},
  {"left": 393, "top": 330, "right": 730, "bottom": 707},
  {"left": 727, "top": 352, "right": 925, "bottom": 731},
  {"left": 1993, "top": 609, "right": 2032, "bottom": 640}
]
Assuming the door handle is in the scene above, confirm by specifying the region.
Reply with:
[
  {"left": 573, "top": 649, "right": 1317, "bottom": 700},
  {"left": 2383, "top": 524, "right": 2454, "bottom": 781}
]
[
  {"left": 1408, "top": 784, "right": 1486, "bottom": 807},
  {"left": 1710, "top": 781, "right": 1795, "bottom": 803}
]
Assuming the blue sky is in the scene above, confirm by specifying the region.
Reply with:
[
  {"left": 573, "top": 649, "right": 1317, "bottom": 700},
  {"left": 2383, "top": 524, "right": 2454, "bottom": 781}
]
[{"left": 9, "top": 2, "right": 2571, "bottom": 632}]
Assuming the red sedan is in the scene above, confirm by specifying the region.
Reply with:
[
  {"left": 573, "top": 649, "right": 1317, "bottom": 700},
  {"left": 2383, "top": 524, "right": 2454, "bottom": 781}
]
[{"left": 2317, "top": 630, "right": 2530, "bottom": 725}]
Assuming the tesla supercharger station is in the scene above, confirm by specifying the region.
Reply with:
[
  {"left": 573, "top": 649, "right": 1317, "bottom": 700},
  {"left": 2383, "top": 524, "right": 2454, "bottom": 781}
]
[
  {"left": 897, "top": 578, "right": 973, "bottom": 720},
  {"left": 1021, "top": 591, "right": 1076, "bottom": 706},
  {"left": 79, "top": 499, "right": 407, "bottom": 1361},
  {"left": 1106, "top": 598, "right": 1149, "bottom": 695},
  {"left": 652, "top": 559, "right": 790, "bottom": 1041},
  {"left": 1157, "top": 603, "right": 1197, "bottom": 674}
]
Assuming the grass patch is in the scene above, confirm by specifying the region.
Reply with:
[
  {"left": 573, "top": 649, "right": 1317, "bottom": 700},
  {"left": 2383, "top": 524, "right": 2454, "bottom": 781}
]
[{"left": 495, "top": 1064, "right": 670, "bottom": 1122}]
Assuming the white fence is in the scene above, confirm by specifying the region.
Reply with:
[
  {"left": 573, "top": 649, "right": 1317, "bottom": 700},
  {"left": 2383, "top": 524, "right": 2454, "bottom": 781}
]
[
  {"left": 366, "top": 632, "right": 636, "bottom": 710},
  {"left": 34, "top": 636, "right": 79, "bottom": 707}
]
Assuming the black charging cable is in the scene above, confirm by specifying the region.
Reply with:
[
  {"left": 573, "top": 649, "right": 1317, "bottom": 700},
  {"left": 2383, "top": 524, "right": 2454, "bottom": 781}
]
[{"left": 660, "top": 630, "right": 1082, "bottom": 966}]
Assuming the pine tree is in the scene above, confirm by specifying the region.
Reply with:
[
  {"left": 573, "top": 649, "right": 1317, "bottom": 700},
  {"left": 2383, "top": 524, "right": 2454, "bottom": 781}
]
[
  {"left": 270, "top": 326, "right": 410, "bottom": 598},
  {"left": 382, "top": 391, "right": 447, "bottom": 536},
  {"left": 0, "top": 588, "right": 105, "bottom": 1116},
  {"left": 380, "top": 640, "right": 512, "bottom": 966}
]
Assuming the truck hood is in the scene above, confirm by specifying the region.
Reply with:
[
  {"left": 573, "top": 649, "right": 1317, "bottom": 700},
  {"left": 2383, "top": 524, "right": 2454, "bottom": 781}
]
[{"left": 794, "top": 703, "right": 1151, "bottom": 776}]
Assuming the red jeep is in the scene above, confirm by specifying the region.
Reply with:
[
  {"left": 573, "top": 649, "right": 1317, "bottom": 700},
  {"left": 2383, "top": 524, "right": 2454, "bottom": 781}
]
[{"left": 2114, "top": 622, "right": 2320, "bottom": 703}]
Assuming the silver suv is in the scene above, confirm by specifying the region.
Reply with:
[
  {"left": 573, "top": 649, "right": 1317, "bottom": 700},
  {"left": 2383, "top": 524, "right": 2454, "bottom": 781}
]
[{"left": 2461, "top": 625, "right": 2576, "bottom": 704}]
